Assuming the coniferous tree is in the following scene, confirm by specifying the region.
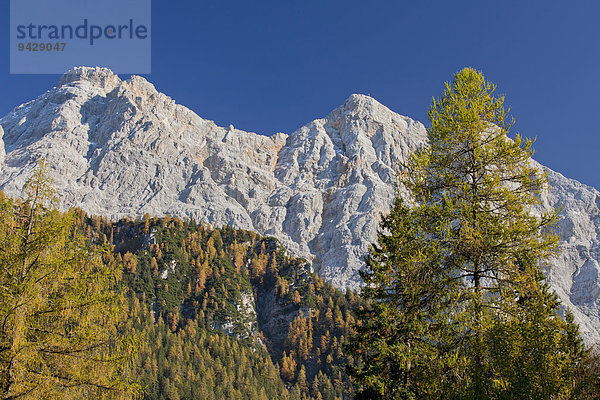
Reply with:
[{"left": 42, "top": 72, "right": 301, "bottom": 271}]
[
  {"left": 0, "top": 162, "right": 139, "bottom": 399},
  {"left": 348, "top": 68, "right": 596, "bottom": 399}
]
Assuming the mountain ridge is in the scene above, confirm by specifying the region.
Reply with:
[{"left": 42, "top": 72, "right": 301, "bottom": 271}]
[{"left": 1, "top": 66, "right": 599, "bottom": 344}]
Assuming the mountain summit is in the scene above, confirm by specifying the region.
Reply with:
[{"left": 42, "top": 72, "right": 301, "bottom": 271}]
[{"left": 1, "top": 67, "right": 600, "bottom": 343}]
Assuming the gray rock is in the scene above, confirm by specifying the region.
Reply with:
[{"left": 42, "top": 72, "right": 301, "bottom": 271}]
[
  {"left": 1, "top": 66, "right": 600, "bottom": 344},
  {"left": 541, "top": 168, "right": 600, "bottom": 343},
  {"left": 0, "top": 124, "right": 4, "bottom": 166}
]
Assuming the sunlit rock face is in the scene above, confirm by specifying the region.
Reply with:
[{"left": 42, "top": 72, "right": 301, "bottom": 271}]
[{"left": 2, "top": 66, "right": 599, "bottom": 343}]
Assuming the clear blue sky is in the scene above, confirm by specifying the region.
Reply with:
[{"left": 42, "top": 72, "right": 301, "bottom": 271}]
[{"left": 1, "top": 1, "right": 599, "bottom": 189}]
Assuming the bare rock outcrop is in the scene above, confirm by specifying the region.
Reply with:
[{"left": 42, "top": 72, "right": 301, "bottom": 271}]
[{"left": 0, "top": 124, "right": 5, "bottom": 166}]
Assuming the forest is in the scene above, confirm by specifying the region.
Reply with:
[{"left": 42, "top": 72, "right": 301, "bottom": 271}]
[{"left": 77, "top": 211, "right": 360, "bottom": 400}]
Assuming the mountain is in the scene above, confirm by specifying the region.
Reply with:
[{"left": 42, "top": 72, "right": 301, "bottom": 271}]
[{"left": 1, "top": 66, "right": 599, "bottom": 344}]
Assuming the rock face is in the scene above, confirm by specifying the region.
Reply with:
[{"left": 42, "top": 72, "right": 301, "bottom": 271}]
[
  {"left": 0, "top": 124, "right": 5, "bottom": 166},
  {"left": 541, "top": 169, "right": 600, "bottom": 343},
  {"left": 1, "top": 66, "right": 599, "bottom": 343}
]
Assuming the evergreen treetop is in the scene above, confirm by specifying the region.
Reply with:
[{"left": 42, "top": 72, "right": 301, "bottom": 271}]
[{"left": 348, "top": 68, "right": 597, "bottom": 399}]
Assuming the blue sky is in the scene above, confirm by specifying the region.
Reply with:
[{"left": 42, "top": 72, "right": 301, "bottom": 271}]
[{"left": 1, "top": 1, "right": 599, "bottom": 189}]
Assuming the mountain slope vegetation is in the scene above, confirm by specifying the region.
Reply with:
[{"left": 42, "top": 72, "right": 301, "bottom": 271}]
[{"left": 72, "top": 210, "right": 361, "bottom": 399}]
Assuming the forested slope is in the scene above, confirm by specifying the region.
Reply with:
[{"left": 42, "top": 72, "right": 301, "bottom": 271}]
[{"left": 73, "top": 211, "right": 361, "bottom": 399}]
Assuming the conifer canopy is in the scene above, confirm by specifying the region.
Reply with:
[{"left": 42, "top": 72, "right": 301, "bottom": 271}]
[
  {"left": 0, "top": 162, "right": 139, "bottom": 399},
  {"left": 348, "top": 68, "right": 596, "bottom": 399}
]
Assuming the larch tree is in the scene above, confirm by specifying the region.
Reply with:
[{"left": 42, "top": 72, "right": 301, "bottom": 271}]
[
  {"left": 0, "top": 161, "right": 139, "bottom": 399},
  {"left": 348, "top": 68, "right": 596, "bottom": 399}
]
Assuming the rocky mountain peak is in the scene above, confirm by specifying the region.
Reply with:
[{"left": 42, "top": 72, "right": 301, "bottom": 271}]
[
  {"left": 341, "top": 93, "right": 385, "bottom": 114},
  {"left": 120, "top": 75, "right": 160, "bottom": 98},
  {"left": 337, "top": 94, "right": 412, "bottom": 126},
  {"left": 58, "top": 66, "right": 122, "bottom": 93}
]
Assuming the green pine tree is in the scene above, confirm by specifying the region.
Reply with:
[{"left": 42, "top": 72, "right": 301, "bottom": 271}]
[
  {"left": 348, "top": 68, "right": 596, "bottom": 399},
  {"left": 0, "top": 161, "right": 139, "bottom": 399}
]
